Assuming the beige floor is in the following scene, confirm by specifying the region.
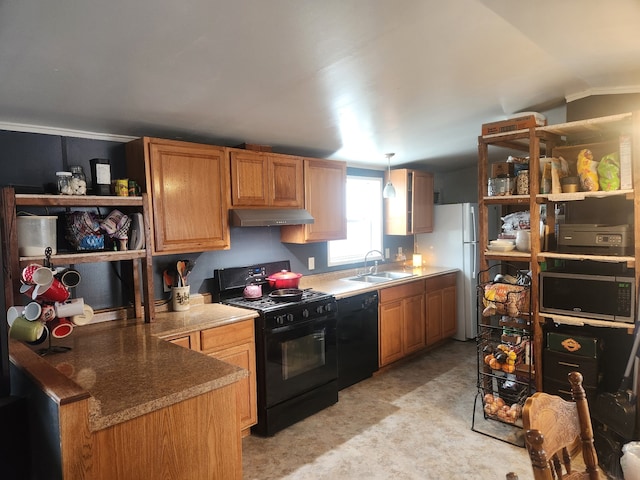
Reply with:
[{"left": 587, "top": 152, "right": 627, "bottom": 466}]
[{"left": 242, "top": 340, "right": 534, "bottom": 480}]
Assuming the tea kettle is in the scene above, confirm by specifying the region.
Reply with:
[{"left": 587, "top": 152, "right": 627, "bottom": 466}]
[{"left": 243, "top": 276, "right": 263, "bottom": 300}]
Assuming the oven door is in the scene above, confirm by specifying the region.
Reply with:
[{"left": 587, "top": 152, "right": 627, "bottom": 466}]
[{"left": 263, "top": 315, "right": 337, "bottom": 407}]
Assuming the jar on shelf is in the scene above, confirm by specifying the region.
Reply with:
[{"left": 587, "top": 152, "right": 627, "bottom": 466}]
[
  {"left": 69, "top": 165, "right": 87, "bottom": 195},
  {"left": 516, "top": 170, "right": 529, "bottom": 195},
  {"left": 56, "top": 171, "right": 72, "bottom": 195}
]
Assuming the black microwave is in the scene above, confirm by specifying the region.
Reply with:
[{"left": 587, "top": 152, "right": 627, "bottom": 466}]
[{"left": 539, "top": 272, "right": 635, "bottom": 323}]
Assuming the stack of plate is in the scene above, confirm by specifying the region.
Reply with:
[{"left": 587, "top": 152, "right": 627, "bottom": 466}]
[{"left": 487, "top": 239, "right": 516, "bottom": 252}]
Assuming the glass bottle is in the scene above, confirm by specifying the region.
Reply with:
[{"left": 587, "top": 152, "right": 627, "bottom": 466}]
[
  {"left": 56, "top": 171, "right": 72, "bottom": 195},
  {"left": 69, "top": 165, "right": 87, "bottom": 195}
]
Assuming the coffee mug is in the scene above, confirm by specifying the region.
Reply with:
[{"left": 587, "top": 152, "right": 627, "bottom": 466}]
[
  {"left": 7, "top": 306, "right": 25, "bottom": 326},
  {"left": 39, "top": 304, "right": 56, "bottom": 322},
  {"left": 55, "top": 268, "right": 82, "bottom": 288},
  {"left": 32, "top": 266, "right": 54, "bottom": 287},
  {"left": 114, "top": 179, "right": 129, "bottom": 196},
  {"left": 26, "top": 324, "right": 49, "bottom": 346},
  {"left": 55, "top": 298, "right": 85, "bottom": 318},
  {"left": 34, "top": 278, "right": 70, "bottom": 303},
  {"left": 23, "top": 301, "right": 42, "bottom": 321},
  {"left": 128, "top": 180, "right": 141, "bottom": 196},
  {"left": 10, "top": 316, "right": 45, "bottom": 342},
  {"left": 21, "top": 263, "right": 43, "bottom": 284},
  {"left": 49, "top": 317, "right": 74, "bottom": 339},
  {"left": 71, "top": 304, "right": 94, "bottom": 326}
]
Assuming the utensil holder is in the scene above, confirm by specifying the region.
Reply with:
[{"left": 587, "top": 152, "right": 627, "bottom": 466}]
[{"left": 171, "top": 286, "right": 190, "bottom": 311}]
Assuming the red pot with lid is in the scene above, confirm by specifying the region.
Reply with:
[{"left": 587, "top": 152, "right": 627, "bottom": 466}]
[{"left": 267, "top": 270, "right": 302, "bottom": 289}]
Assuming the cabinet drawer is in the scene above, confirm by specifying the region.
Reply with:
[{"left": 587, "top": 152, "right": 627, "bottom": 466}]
[
  {"left": 543, "top": 377, "right": 598, "bottom": 405},
  {"left": 379, "top": 280, "right": 425, "bottom": 304},
  {"left": 425, "top": 273, "right": 456, "bottom": 291},
  {"left": 543, "top": 349, "right": 600, "bottom": 387},
  {"left": 200, "top": 320, "right": 255, "bottom": 352}
]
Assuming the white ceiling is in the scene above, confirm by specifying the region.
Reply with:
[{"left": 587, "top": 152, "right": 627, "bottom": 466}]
[{"left": 1, "top": 0, "right": 640, "bottom": 171}]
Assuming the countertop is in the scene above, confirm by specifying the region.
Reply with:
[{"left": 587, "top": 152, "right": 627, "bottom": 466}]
[
  {"left": 9, "top": 265, "right": 456, "bottom": 432},
  {"left": 299, "top": 264, "right": 459, "bottom": 299},
  {"left": 9, "top": 303, "right": 258, "bottom": 431}
]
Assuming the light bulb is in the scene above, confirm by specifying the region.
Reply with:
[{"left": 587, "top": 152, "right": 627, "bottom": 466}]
[{"left": 383, "top": 153, "right": 396, "bottom": 198}]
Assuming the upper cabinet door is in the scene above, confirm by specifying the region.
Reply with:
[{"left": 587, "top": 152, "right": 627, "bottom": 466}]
[
  {"left": 269, "top": 155, "right": 304, "bottom": 207},
  {"left": 230, "top": 150, "right": 270, "bottom": 206},
  {"left": 280, "top": 158, "right": 347, "bottom": 243},
  {"left": 412, "top": 171, "right": 434, "bottom": 234},
  {"left": 127, "top": 138, "right": 230, "bottom": 254},
  {"left": 384, "top": 169, "right": 434, "bottom": 235},
  {"left": 229, "top": 150, "right": 303, "bottom": 208}
]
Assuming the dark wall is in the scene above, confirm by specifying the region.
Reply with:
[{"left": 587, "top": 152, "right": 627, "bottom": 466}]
[
  {"left": 567, "top": 93, "right": 640, "bottom": 121},
  {"left": 1, "top": 130, "right": 414, "bottom": 307}
]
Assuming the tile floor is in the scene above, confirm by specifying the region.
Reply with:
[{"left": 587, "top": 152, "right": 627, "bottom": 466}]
[{"left": 242, "top": 340, "right": 534, "bottom": 479}]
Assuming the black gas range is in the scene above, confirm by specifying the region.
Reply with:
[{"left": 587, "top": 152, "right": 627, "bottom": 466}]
[{"left": 213, "top": 261, "right": 338, "bottom": 436}]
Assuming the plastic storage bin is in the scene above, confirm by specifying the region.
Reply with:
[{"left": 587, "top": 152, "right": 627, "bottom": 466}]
[{"left": 17, "top": 215, "right": 57, "bottom": 256}]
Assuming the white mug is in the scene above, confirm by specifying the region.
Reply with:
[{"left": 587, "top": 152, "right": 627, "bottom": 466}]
[
  {"left": 55, "top": 298, "right": 85, "bottom": 318},
  {"left": 23, "top": 301, "right": 42, "bottom": 321}
]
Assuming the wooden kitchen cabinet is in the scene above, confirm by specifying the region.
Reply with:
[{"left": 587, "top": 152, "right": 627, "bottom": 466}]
[
  {"left": 199, "top": 320, "right": 257, "bottom": 436},
  {"left": 378, "top": 280, "right": 426, "bottom": 367},
  {"left": 384, "top": 169, "right": 434, "bottom": 235},
  {"left": 229, "top": 149, "right": 304, "bottom": 207},
  {"left": 425, "top": 273, "right": 457, "bottom": 347},
  {"left": 280, "top": 158, "right": 347, "bottom": 243},
  {"left": 126, "top": 137, "right": 230, "bottom": 255}
]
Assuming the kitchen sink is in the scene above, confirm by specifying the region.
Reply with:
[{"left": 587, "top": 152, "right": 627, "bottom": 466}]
[
  {"left": 345, "top": 271, "right": 416, "bottom": 283},
  {"left": 371, "top": 271, "right": 415, "bottom": 280}
]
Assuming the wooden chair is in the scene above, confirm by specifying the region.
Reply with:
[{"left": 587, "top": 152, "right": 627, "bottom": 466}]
[{"left": 522, "top": 371, "right": 602, "bottom": 479}]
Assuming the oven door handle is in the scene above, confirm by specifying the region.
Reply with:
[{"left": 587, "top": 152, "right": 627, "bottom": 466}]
[{"left": 266, "top": 315, "right": 336, "bottom": 334}]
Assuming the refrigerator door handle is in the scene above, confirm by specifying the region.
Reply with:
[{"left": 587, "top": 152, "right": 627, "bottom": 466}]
[
  {"left": 471, "top": 242, "right": 477, "bottom": 279},
  {"left": 470, "top": 205, "right": 477, "bottom": 243}
]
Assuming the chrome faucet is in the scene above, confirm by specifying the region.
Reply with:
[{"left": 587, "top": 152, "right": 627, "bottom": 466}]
[{"left": 363, "top": 250, "right": 384, "bottom": 275}]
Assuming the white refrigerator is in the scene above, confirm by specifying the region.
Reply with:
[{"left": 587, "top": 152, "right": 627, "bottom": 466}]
[{"left": 415, "top": 203, "right": 479, "bottom": 341}]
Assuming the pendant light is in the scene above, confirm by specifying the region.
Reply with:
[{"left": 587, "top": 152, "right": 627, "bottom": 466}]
[{"left": 382, "top": 153, "right": 396, "bottom": 198}]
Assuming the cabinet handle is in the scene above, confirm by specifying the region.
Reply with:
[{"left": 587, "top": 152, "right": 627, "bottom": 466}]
[{"left": 558, "top": 361, "right": 580, "bottom": 368}]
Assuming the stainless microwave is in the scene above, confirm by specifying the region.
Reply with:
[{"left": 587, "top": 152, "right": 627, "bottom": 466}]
[{"left": 539, "top": 272, "right": 635, "bottom": 323}]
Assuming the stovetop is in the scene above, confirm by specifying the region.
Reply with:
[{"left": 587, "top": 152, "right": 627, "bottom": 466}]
[{"left": 223, "top": 289, "right": 332, "bottom": 313}]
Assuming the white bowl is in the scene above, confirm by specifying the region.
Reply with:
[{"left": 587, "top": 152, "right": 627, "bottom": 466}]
[
  {"left": 487, "top": 243, "right": 516, "bottom": 252},
  {"left": 490, "top": 239, "right": 515, "bottom": 245}
]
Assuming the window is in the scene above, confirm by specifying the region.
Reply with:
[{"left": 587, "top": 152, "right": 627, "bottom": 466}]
[{"left": 328, "top": 175, "right": 383, "bottom": 266}]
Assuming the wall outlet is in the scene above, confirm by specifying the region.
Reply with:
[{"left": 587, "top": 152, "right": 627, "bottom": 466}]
[
  {"left": 308, "top": 257, "right": 315, "bottom": 270},
  {"left": 385, "top": 248, "right": 390, "bottom": 259},
  {"left": 398, "top": 247, "right": 403, "bottom": 255}
]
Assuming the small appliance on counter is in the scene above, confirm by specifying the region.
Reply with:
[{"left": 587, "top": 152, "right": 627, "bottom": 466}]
[
  {"left": 558, "top": 224, "right": 633, "bottom": 256},
  {"left": 213, "top": 260, "right": 337, "bottom": 436}
]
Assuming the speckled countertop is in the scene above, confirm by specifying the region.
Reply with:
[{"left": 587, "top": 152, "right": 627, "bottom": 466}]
[
  {"left": 9, "top": 265, "right": 457, "bottom": 433},
  {"left": 10, "top": 303, "right": 258, "bottom": 432},
  {"left": 299, "top": 263, "right": 459, "bottom": 298}
]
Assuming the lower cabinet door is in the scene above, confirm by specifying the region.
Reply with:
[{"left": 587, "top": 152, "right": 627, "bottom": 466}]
[
  {"left": 379, "top": 300, "right": 404, "bottom": 367},
  {"left": 403, "top": 294, "right": 426, "bottom": 355},
  {"left": 210, "top": 343, "right": 257, "bottom": 433}
]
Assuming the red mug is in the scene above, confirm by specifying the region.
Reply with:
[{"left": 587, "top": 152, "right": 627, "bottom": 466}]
[
  {"left": 49, "top": 317, "right": 73, "bottom": 339},
  {"left": 34, "top": 278, "right": 70, "bottom": 303},
  {"left": 21, "top": 263, "right": 42, "bottom": 284}
]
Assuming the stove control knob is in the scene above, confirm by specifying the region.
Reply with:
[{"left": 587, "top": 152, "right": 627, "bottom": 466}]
[
  {"left": 325, "top": 303, "right": 333, "bottom": 312},
  {"left": 276, "top": 315, "right": 285, "bottom": 325},
  {"left": 302, "top": 309, "right": 309, "bottom": 318},
  {"left": 316, "top": 305, "right": 324, "bottom": 314},
  {"left": 287, "top": 313, "right": 294, "bottom": 323}
]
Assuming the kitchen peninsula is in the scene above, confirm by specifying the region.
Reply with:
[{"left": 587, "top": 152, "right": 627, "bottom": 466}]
[{"left": 9, "top": 303, "right": 258, "bottom": 480}]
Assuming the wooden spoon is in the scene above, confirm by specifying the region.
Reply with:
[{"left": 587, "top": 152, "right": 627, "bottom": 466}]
[{"left": 176, "top": 261, "right": 186, "bottom": 287}]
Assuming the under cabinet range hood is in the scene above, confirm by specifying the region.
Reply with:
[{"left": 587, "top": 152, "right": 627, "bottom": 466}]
[{"left": 230, "top": 208, "right": 314, "bottom": 227}]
